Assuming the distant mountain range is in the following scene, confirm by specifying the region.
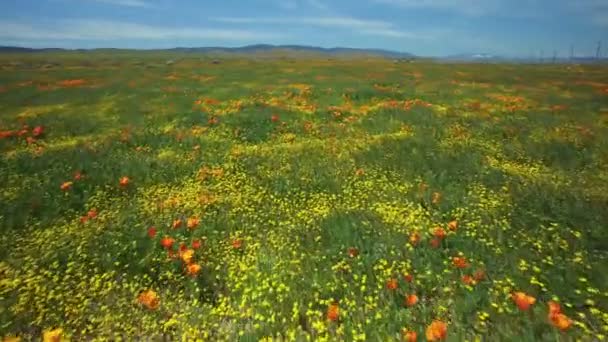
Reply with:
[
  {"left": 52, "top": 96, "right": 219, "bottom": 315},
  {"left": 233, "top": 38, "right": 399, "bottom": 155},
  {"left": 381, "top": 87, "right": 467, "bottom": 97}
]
[
  {"left": 0, "top": 44, "right": 416, "bottom": 58},
  {"left": 0, "top": 45, "right": 605, "bottom": 63}
]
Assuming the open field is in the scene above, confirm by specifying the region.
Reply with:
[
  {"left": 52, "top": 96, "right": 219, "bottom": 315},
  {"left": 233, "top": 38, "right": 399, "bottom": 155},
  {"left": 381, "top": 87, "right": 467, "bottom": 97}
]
[{"left": 1, "top": 53, "right": 608, "bottom": 341}]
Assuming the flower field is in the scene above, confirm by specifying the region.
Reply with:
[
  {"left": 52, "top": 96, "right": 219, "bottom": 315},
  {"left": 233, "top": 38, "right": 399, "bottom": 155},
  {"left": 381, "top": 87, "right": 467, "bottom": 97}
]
[{"left": 0, "top": 54, "right": 607, "bottom": 341}]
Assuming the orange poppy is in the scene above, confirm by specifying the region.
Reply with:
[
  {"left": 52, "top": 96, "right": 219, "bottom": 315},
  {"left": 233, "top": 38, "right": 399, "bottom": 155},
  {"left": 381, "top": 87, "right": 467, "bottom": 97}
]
[
  {"left": 404, "top": 274, "right": 414, "bottom": 283},
  {"left": 447, "top": 220, "right": 458, "bottom": 231},
  {"left": 119, "top": 176, "right": 130, "bottom": 187},
  {"left": 452, "top": 256, "right": 469, "bottom": 269},
  {"left": 402, "top": 329, "right": 417, "bottom": 342},
  {"left": 60, "top": 181, "right": 73, "bottom": 191},
  {"left": 547, "top": 301, "right": 572, "bottom": 331},
  {"left": 160, "top": 236, "right": 175, "bottom": 249},
  {"left": 387, "top": 278, "right": 398, "bottom": 290},
  {"left": 137, "top": 289, "right": 160, "bottom": 310},
  {"left": 172, "top": 219, "right": 183, "bottom": 229},
  {"left": 548, "top": 301, "right": 561, "bottom": 316},
  {"left": 271, "top": 114, "right": 280, "bottom": 122},
  {"left": 180, "top": 249, "right": 194, "bottom": 264},
  {"left": 433, "top": 227, "right": 446, "bottom": 240},
  {"left": 425, "top": 320, "right": 447, "bottom": 341},
  {"left": 355, "top": 168, "right": 365, "bottom": 176},
  {"left": 409, "top": 232, "right": 421, "bottom": 246},
  {"left": 512, "top": 292, "right": 536, "bottom": 311},
  {"left": 430, "top": 238, "right": 441, "bottom": 249},
  {"left": 26, "top": 137, "right": 36, "bottom": 145},
  {"left": 232, "top": 238, "right": 243, "bottom": 249},
  {"left": 187, "top": 217, "right": 200, "bottom": 230},
  {"left": 327, "top": 303, "right": 339, "bottom": 322},
  {"left": 147, "top": 227, "right": 157, "bottom": 238},
  {"left": 405, "top": 294, "right": 419, "bottom": 307},
  {"left": 461, "top": 275, "right": 475, "bottom": 285},
  {"left": 186, "top": 263, "right": 202, "bottom": 277},
  {"left": 348, "top": 247, "right": 359, "bottom": 258}
]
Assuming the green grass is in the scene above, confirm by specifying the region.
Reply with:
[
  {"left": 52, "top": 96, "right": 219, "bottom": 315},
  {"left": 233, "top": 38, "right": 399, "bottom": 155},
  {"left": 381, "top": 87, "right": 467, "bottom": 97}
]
[{"left": 1, "top": 53, "right": 607, "bottom": 341}]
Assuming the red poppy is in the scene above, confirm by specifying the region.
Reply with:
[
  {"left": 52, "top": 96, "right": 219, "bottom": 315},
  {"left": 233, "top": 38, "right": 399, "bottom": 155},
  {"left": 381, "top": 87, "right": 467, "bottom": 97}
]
[
  {"left": 179, "top": 243, "right": 187, "bottom": 252},
  {"left": 271, "top": 114, "right": 280, "bottom": 122},
  {"left": 32, "top": 125, "right": 44, "bottom": 137},
  {"left": 80, "top": 216, "right": 89, "bottom": 224},
  {"left": 148, "top": 227, "right": 157, "bottom": 238},
  {"left": 192, "top": 239, "right": 202, "bottom": 250},
  {"left": 232, "top": 238, "right": 243, "bottom": 249},
  {"left": 433, "top": 227, "right": 446, "bottom": 240},
  {"left": 160, "top": 236, "right": 175, "bottom": 249},
  {"left": 430, "top": 238, "right": 441, "bottom": 249},
  {"left": 327, "top": 303, "right": 339, "bottom": 322},
  {"left": 0, "top": 130, "right": 15, "bottom": 139},
  {"left": 26, "top": 137, "right": 36, "bottom": 145},
  {"left": 87, "top": 209, "right": 97, "bottom": 219}
]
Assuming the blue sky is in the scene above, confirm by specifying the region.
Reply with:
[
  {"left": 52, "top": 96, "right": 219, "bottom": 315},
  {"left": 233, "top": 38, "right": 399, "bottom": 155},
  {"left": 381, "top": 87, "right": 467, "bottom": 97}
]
[{"left": 0, "top": 0, "right": 607, "bottom": 56}]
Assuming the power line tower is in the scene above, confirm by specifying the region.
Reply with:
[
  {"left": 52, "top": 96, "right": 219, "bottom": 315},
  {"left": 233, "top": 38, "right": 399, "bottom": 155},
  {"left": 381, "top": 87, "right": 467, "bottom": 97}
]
[
  {"left": 597, "top": 41, "right": 602, "bottom": 60},
  {"left": 552, "top": 50, "right": 557, "bottom": 64}
]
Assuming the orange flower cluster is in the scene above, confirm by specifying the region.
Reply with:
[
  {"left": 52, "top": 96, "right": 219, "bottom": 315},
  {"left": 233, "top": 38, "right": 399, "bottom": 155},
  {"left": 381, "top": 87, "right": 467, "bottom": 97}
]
[
  {"left": 137, "top": 289, "right": 160, "bottom": 310},
  {"left": 327, "top": 303, "right": 339, "bottom": 322},
  {"left": 547, "top": 301, "right": 572, "bottom": 331},
  {"left": 58, "top": 79, "right": 87, "bottom": 87},
  {"left": 425, "top": 320, "right": 447, "bottom": 341},
  {"left": 512, "top": 291, "right": 536, "bottom": 311}
]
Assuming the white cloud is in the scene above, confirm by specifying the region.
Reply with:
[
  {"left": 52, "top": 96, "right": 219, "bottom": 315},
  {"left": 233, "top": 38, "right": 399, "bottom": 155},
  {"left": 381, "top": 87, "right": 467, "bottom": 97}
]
[
  {"left": 0, "top": 19, "right": 283, "bottom": 41},
  {"left": 373, "top": 0, "right": 499, "bottom": 15},
  {"left": 212, "top": 16, "right": 417, "bottom": 37}
]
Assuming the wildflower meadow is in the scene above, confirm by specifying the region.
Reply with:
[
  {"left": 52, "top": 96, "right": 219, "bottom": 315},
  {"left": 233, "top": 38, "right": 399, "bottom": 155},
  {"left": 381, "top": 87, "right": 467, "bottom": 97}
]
[{"left": 1, "top": 53, "right": 607, "bottom": 341}]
